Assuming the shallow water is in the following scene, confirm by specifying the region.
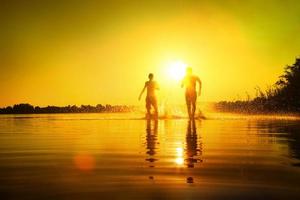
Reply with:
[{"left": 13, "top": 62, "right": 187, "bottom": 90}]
[{"left": 0, "top": 113, "right": 300, "bottom": 200}]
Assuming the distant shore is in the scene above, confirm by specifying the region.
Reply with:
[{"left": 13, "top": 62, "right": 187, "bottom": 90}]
[
  {"left": 214, "top": 101, "right": 300, "bottom": 116},
  {"left": 0, "top": 103, "right": 134, "bottom": 114}
]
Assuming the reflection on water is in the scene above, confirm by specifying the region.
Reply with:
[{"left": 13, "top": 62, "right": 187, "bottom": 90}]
[
  {"left": 144, "top": 119, "right": 203, "bottom": 172},
  {"left": 145, "top": 119, "right": 158, "bottom": 167},
  {"left": 0, "top": 113, "right": 300, "bottom": 199},
  {"left": 184, "top": 120, "right": 203, "bottom": 183},
  {"left": 185, "top": 119, "right": 202, "bottom": 169},
  {"left": 255, "top": 120, "right": 300, "bottom": 166}
]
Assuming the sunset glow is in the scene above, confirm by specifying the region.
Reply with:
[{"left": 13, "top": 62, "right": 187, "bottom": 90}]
[
  {"left": 1, "top": 1, "right": 300, "bottom": 199},
  {"left": 0, "top": 1, "right": 300, "bottom": 106},
  {"left": 166, "top": 61, "right": 187, "bottom": 81}
]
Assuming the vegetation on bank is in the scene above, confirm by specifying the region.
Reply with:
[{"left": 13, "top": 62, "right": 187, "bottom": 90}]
[
  {"left": 215, "top": 57, "right": 300, "bottom": 114},
  {"left": 0, "top": 103, "right": 133, "bottom": 114}
]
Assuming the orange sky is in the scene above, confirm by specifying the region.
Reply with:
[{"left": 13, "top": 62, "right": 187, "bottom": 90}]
[{"left": 1, "top": 0, "right": 300, "bottom": 106}]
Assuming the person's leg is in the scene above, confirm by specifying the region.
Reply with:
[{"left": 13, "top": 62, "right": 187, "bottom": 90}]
[
  {"left": 146, "top": 97, "right": 151, "bottom": 119},
  {"left": 191, "top": 94, "right": 197, "bottom": 119},
  {"left": 191, "top": 101, "right": 196, "bottom": 119},
  {"left": 185, "top": 95, "right": 192, "bottom": 119},
  {"left": 152, "top": 98, "right": 158, "bottom": 118}
]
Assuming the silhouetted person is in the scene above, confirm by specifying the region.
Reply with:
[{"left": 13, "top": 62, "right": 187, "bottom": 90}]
[
  {"left": 139, "top": 73, "right": 159, "bottom": 119},
  {"left": 181, "top": 67, "right": 202, "bottom": 119}
]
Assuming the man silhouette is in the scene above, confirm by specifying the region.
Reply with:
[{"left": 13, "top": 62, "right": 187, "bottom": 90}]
[
  {"left": 139, "top": 73, "right": 159, "bottom": 119},
  {"left": 181, "top": 67, "right": 202, "bottom": 119}
]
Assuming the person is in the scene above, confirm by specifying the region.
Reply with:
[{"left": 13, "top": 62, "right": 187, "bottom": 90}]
[
  {"left": 139, "top": 73, "right": 159, "bottom": 119},
  {"left": 181, "top": 67, "right": 202, "bottom": 119}
]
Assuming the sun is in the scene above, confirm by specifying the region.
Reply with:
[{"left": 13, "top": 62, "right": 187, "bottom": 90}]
[{"left": 166, "top": 61, "right": 187, "bottom": 81}]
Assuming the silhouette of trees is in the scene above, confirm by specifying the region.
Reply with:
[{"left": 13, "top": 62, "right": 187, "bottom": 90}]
[
  {"left": 215, "top": 57, "right": 300, "bottom": 113},
  {"left": 12, "top": 104, "right": 34, "bottom": 114},
  {"left": 0, "top": 103, "right": 133, "bottom": 114},
  {"left": 274, "top": 57, "right": 300, "bottom": 111}
]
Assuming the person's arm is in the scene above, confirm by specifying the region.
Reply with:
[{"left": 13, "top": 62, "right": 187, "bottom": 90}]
[
  {"left": 138, "top": 82, "right": 147, "bottom": 101},
  {"left": 197, "top": 77, "right": 202, "bottom": 96}
]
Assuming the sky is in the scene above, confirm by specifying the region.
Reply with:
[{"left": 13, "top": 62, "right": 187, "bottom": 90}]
[{"left": 1, "top": 0, "right": 300, "bottom": 107}]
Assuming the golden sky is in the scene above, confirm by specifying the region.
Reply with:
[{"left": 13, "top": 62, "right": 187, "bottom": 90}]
[{"left": 1, "top": 0, "right": 300, "bottom": 106}]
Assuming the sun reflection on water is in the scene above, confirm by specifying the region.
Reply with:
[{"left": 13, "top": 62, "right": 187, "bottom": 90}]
[{"left": 175, "top": 147, "right": 184, "bottom": 165}]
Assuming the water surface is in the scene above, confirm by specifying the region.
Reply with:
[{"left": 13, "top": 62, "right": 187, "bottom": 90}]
[{"left": 0, "top": 113, "right": 300, "bottom": 200}]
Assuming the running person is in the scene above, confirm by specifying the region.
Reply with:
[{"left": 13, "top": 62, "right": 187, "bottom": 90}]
[
  {"left": 181, "top": 67, "right": 202, "bottom": 119},
  {"left": 139, "top": 73, "right": 159, "bottom": 119}
]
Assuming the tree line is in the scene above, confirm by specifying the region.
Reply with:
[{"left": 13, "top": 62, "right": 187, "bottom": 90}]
[
  {"left": 215, "top": 57, "right": 300, "bottom": 114},
  {"left": 0, "top": 103, "right": 134, "bottom": 114}
]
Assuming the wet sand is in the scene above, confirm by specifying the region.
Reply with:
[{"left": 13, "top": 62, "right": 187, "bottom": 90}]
[{"left": 0, "top": 113, "right": 300, "bottom": 199}]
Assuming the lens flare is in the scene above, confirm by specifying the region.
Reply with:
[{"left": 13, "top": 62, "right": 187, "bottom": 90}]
[{"left": 74, "top": 153, "right": 95, "bottom": 171}]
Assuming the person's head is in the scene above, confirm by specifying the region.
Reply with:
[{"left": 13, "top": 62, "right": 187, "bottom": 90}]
[
  {"left": 148, "top": 73, "right": 154, "bottom": 80},
  {"left": 186, "top": 67, "right": 192, "bottom": 75}
]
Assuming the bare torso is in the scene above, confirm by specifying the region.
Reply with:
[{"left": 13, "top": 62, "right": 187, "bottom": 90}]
[
  {"left": 146, "top": 81, "right": 158, "bottom": 97},
  {"left": 183, "top": 75, "right": 199, "bottom": 95}
]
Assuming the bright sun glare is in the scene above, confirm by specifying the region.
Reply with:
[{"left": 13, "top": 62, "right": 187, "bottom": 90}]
[{"left": 166, "top": 61, "right": 187, "bottom": 81}]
